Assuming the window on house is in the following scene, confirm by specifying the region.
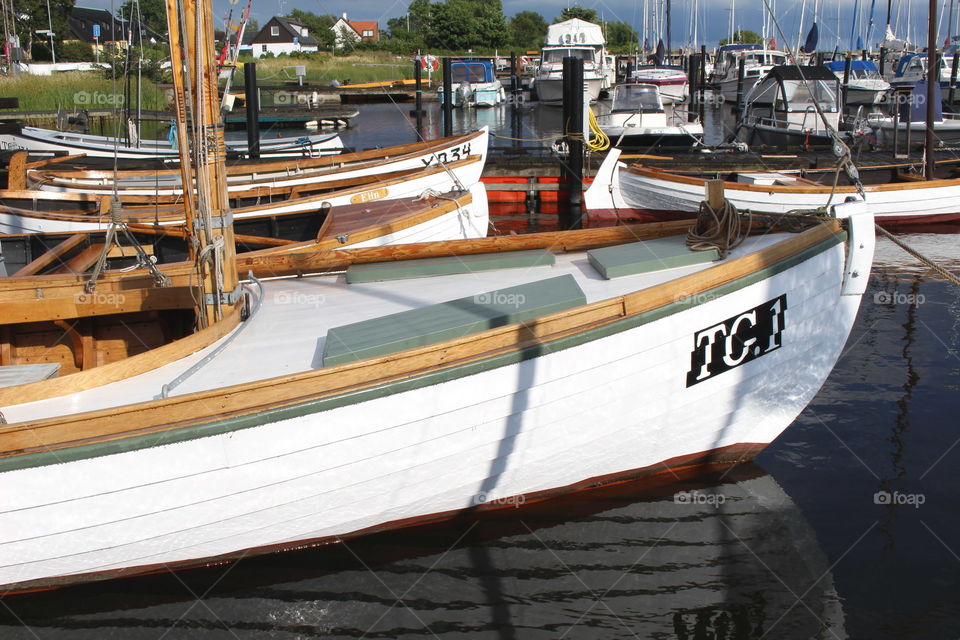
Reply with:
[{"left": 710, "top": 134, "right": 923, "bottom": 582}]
[
  {"left": 362, "top": 30, "right": 373, "bottom": 37},
  {"left": 261, "top": 44, "right": 267, "bottom": 53},
  {"left": 270, "top": 26, "right": 279, "bottom": 36},
  {"left": 301, "top": 27, "right": 308, "bottom": 36}
]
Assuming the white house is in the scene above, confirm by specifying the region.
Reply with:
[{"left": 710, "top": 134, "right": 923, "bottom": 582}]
[
  {"left": 250, "top": 16, "right": 320, "bottom": 58},
  {"left": 330, "top": 13, "right": 379, "bottom": 49}
]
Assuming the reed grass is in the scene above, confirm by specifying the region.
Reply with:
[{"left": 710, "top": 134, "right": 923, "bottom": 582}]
[
  {"left": 236, "top": 52, "right": 415, "bottom": 86},
  {"left": 0, "top": 73, "right": 168, "bottom": 112}
]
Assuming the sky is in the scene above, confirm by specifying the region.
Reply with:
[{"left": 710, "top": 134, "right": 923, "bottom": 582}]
[{"left": 74, "top": 0, "right": 948, "bottom": 50}]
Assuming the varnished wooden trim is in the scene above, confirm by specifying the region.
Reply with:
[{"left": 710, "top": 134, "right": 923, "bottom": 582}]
[
  {"left": 628, "top": 165, "right": 960, "bottom": 193},
  {"left": 0, "top": 220, "right": 843, "bottom": 456},
  {"left": 0, "top": 304, "right": 241, "bottom": 405}
]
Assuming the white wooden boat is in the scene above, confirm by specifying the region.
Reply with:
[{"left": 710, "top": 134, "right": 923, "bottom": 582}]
[
  {"left": 36, "top": 469, "right": 845, "bottom": 636},
  {"left": 739, "top": 65, "right": 842, "bottom": 148},
  {"left": 0, "top": 184, "right": 490, "bottom": 275},
  {"left": 586, "top": 149, "right": 960, "bottom": 225},
  {"left": 0, "top": 125, "right": 344, "bottom": 160},
  {"left": 0, "top": 198, "right": 874, "bottom": 592},
  {"left": 0, "top": 154, "right": 486, "bottom": 235},
  {"left": 596, "top": 83, "right": 703, "bottom": 150},
  {"left": 25, "top": 128, "right": 490, "bottom": 201}
]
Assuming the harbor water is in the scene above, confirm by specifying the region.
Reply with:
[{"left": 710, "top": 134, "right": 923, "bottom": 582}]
[{"left": 1, "top": 101, "right": 959, "bottom": 639}]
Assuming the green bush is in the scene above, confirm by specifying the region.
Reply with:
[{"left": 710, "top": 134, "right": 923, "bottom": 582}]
[{"left": 58, "top": 41, "right": 95, "bottom": 62}]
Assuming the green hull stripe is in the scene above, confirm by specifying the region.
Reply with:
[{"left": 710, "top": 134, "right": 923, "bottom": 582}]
[{"left": 1, "top": 232, "right": 845, "bottom": 473}]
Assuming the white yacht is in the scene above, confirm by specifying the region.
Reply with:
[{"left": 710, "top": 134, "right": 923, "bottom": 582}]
[
  {"left": 534, "top": 18, "right": 613, "bottom": 104},
  {"left": 714, "top": 47, "right": 789, "bottom": 103}
]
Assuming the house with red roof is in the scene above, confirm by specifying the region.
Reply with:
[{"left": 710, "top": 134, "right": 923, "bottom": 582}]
[{"left": 330, "top": 13, "right": 379, "bottom": 48}]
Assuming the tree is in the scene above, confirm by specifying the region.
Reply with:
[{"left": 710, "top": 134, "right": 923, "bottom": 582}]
[
  {"left": 120, "top": 0, "right": 166, "bottom": 40},
  {"left": 286, "top": 10, "right": 336, "bottom": 48},
  {"left": 604, "top": 21, "right": 637, "bottom": 50},
  {"left": 426, "top": 0, "right": 507, "bottom": 50},
  {"left": 508, "top": 11, "right": 547, "bottom": 50},
  {"left": 245, "top": 18, "right": 260, "bottom": 35},
  {"left": 555, "top": 7, "right": 598, "bottom": 23},
  {"left": 719, "top": 30, "right": 762, "bottom": 46},
  {"left": 12, "top": 0, "right": 74, "bottom": 60}
]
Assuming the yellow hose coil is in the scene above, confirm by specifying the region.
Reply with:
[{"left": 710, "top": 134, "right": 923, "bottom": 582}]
[{"left": 587, "top": 107, "right": 610, "bottom": 152}]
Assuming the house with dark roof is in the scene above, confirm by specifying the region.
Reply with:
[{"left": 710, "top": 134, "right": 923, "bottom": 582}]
[
  {"left": 67, "top": 6, "right": 155, "bottom": 51},
  {"left": 250, "top": 16, "right": 319, "bottom": 58},
  {"left": 330, "top": 13, "right": 379, "bottom": 48}
]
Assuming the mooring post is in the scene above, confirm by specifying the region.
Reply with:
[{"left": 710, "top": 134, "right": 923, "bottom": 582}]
[
  {"left": 842, "top": 54, "right": 852, "bottom": 114},
  {"left": 410, "top": 56, "right": 425, "bottom": 118},
  {"left": 950, "top": 53, "right": 959, "bottom": 105},
  {"left": 879, "top": 47, "right": 887, "bottom": 75},
  {"left": 243, "top": 62, "right": 260, "bottom": 159},
  {"left": 706, "top": 179, "right": 726, "bottom": 210},
  {"left": 442, "top": 57, "right": 453, "bottom": 137},
  {"left": 735, "top": 57, "right": 746, "bottom": 110},
  {"left": 688, "top": 54, "right": 701, "bottom": 123},
  {"left": 561, "top": 56, "right": 584, "bottom": 230}
]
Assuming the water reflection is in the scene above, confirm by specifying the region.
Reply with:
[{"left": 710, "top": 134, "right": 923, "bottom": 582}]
[{"left": 0, "top": 465, "right": 844, "bottom": 639}]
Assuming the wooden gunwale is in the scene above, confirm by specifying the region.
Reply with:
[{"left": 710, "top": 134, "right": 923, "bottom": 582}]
[
  {"left": 26, "top": 131, "right": 481, "bottom": 183},
  {"left": 0, "top": 221, "right": 695, "bottom": 303},
  {"left": 0, "top": 192, "right": 471, "bottom": 296},
  {"left": 2, "top": 158, "right": 478, "bottom": 224},
  {"left": 0, "top": 304, "right": 241, "bottom": 406},
  {"left": 629, "top": 165, "right": 960, "bottom": 193},
  {"left": 0, "top": 219, "right": 843, "bottom": 457}
]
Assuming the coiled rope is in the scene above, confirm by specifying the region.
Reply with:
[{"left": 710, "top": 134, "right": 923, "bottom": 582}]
[{"left": 685, "top": 199, "right": 751, "bottom": 259}]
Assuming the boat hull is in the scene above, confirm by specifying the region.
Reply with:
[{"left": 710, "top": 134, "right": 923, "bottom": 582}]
[
  {"left": 535, "top": 77, "right": 603, "bottom": 103},
  {"left": 0, "top": 229, "right": 866, "bottom": 592},
  {"left": 617, "top": 166, "right": 960, "bottom": 225}
]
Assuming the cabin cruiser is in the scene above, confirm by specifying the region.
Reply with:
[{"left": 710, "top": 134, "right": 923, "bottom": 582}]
[
  {"left": 534, "top": 17, "right": 614, "bottom": 102},
  {"left": 824, "top": 59, "right": 890, "bottom": 105},
  {"left": 714, "top": 47, "right": 789, "bottom": 103},
  {"left": 629, "top": 65, "right": 688, "bottom": 104},
  {"left": 534, "top": 46, "right": 605, "bottom": 103},
  {"left": 738, "top": 65, "right": 842, "bottom": 148},
  {"left": 595, "top": 83, "right": 703, "bottom": 149},
  {"left": 867, "top": 81, "right": 960, "bottom": 147},
  {"left": 436, "top": 60, "right": 506, "bottom": 107},
  {"left": 890, "top": 52, "right": 957, "bottom": 88}
]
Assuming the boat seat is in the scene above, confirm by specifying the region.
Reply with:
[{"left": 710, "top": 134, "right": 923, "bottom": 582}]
[
  {"left": 0, "top": 363, "right": 60, "bottom": 389},
  {"left": 346, "top": 249, "right": 555, "bottom": 284},
  {"left": 322, "top": 274, "right": 586, "bottom": 367},
  {"left": 587, "top": 237, "right": 718, "bottom": 280}
]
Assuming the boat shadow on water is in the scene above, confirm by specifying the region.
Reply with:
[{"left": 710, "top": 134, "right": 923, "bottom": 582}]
[{"left": 0, "top": 464, "right": 845, "bottom": 639}]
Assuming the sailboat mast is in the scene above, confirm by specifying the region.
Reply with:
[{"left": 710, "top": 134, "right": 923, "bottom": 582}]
[
  {"left": 165, "top": 0, "right": 238, "bottom": 326},
  {"left": 926, "top": 0, "right": 937, "bottom": 178}
]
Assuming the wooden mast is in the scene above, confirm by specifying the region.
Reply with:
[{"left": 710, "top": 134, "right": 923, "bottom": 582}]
[{"left": 164, "top": 0, "right": 238, "bottom": 327}]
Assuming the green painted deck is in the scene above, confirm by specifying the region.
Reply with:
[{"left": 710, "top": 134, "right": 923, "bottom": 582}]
[
  {"left": 322, "top": 274, "right": 586, "bottom": 367},
  {"left": 587, "top": 238, "right": 718, "bottom": 279},
  {"left": 345, "top": 250, "right": 556, "bottom": 284}
]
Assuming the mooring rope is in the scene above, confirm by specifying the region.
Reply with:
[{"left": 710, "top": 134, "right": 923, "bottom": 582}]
[
  {"left": 685, "top": 200, "right": 751, "bottom": 259},
  {"left": 875, "top": 225, "right": 960, "bottom": 287}
]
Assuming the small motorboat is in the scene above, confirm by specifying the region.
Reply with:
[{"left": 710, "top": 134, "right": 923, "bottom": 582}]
[
  {"left": 595, "top": 83, "right": 703, "bottom": 150},
  {"left": 629, "top": 65, "right": 688, "bottom": 104}
]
